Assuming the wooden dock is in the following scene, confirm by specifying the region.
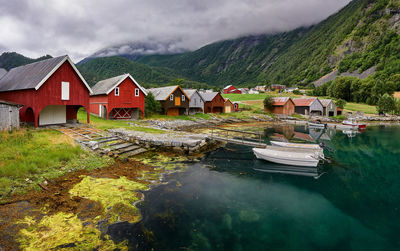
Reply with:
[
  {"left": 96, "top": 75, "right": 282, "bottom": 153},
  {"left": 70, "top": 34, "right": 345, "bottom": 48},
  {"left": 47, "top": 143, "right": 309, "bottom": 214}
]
[{"left": 210, "top": 127, "right": 267, "bottom": 148}]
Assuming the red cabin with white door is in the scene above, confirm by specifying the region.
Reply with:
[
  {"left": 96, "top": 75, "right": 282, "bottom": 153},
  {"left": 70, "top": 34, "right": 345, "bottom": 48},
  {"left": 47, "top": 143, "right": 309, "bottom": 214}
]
[
  {"left": 0, "top": 55, "right": 92, "bottom": 127},
  {"left": 89, "top": 74, "right": 146, "bottom": 119}
]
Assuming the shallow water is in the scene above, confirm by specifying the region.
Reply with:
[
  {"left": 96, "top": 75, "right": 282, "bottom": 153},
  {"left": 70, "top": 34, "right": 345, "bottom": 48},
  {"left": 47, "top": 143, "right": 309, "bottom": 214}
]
[{"left": 109, "top": 125, "right": 400, "bottom": 250}]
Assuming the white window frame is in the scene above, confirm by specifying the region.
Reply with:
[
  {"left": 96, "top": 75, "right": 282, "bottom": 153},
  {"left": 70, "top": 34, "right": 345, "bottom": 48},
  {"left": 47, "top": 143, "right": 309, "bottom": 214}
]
[
  {"left": 182, "top": 95, "right": 185, "bottom": 101},
  {"left": 61, "top": 81, "right": 70, "bottom": 100},
  {"left": 115, "top": 87, "right": 119, "bottom": 96},
  {"left": 135, "top": 88, "right": 139, "bottom": 97},
  {"left": 170, "top": 94, "right": 174, "bottom": 101}
]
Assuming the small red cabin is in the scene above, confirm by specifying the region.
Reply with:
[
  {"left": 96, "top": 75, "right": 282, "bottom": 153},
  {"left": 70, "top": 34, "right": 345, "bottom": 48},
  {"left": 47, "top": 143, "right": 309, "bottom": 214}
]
[
  {"left": 200, "top": 92, "right": 225, "bottom": 113},
  {"left": 0, "top": 55, "right": 92, "bottom": 127},
  {"left": 90, "top": 74, "right": 146, "bottom": 119},
  {"left": 222, "top": 85, "right": 241, "bottom": 94}
]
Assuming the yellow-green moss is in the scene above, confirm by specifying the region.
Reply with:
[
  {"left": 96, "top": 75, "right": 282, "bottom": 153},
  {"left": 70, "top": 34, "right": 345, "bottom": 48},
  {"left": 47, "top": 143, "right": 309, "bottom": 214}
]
[
  {"left": 69, "top": 176, "right": 149, "bottom": 223},
  {"left": 18, "top": 212, "right": 127, "bottom": 251}
]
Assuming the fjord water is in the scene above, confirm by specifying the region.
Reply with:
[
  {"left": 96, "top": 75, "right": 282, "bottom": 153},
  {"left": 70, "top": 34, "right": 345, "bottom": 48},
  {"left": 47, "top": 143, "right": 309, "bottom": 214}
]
[{"left": 110, "top": 125, "right": 400, "bottom": 250}]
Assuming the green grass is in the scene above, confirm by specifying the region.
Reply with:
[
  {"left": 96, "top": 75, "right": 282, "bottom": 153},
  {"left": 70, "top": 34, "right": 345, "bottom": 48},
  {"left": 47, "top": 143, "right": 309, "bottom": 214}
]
[
  {"left": 0, "top": 129, "right": 112, "bottom": 201},
  {"left": 344, "top": 102, "right": 377, "bottom": 114},
  {"left": 77, "top": 110, "right": 165, "bottom": 133},
  {"left": 222, "top": 93, "right": 303, "bottom": 102}
]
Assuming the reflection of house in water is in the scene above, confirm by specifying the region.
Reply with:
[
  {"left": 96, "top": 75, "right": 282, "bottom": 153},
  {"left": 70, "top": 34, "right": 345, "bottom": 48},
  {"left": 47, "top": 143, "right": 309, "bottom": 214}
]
[
  {"left": 309, "top": 128, "right": 324, "bottom": 141},
  {"left": 293, "top": 131, "right": 314, "bottom": 142},
  {"left": 265, "top": 124, "right": 295, "bottom": 140}
]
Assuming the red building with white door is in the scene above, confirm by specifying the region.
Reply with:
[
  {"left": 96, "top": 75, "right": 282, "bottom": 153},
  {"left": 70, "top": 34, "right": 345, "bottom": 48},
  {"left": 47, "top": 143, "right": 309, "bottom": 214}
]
[
  {"left": 89, "top": 74, "right": 147, "bottom": 119},
  {"left": 0, "top": 55, "right": 92, "bottom": 127}
]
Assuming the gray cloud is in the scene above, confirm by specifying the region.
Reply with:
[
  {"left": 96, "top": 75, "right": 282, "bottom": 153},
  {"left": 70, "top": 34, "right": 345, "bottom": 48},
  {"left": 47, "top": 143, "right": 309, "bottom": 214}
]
[{"left": 0, "top": 0, "right": 351, "bottom": 61}]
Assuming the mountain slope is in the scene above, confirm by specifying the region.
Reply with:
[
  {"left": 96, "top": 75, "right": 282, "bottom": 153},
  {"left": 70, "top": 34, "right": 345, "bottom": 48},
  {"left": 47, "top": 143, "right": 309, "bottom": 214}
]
[
  {"left": 77, "top": 56, "right": 209, "bottom": 89},
  {"left": 0, "top": 52, "right": 52, "bottom": 71},
  {"left": 136, "top": 0, "right": 400, "bottom": 87}
]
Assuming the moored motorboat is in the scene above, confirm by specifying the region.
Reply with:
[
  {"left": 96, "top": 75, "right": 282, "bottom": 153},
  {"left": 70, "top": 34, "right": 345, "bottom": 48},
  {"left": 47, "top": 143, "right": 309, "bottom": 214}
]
[
  {"left": 253, "top": 146, "right": 322, "bottom": 167},
  {"left": 342, "top": 118, "right": 366, "bottom": 129},
  {"left": 270, "top": 140, "right": 322, "bottom": 150},
  {"left": 308, "top": 120, "right": 327, "bottom": 129}
]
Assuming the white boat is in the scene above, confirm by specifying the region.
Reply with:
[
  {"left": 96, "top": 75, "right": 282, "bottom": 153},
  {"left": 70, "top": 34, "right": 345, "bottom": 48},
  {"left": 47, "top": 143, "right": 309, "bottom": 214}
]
[
  {"left": 253, "top": 146, "right": 322, "bottom": 167},
  {"left": 270, "top": 141, "right": 322, "bottom": 150},
  {"left": 308, "top": 120, "right": 327, "bottom": 129},
  {"left": 342, "top": 118, "right": 366, "bottom": 129}
]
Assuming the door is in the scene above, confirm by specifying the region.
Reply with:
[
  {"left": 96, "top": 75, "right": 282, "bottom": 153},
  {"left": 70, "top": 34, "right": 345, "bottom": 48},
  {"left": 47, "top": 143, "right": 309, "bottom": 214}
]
[
  {"left": 167, "top": 108, "right": 179, "bottom": 116},
  {"left": 225, "top": 106, "right": 231, "bottom": 113},
  {"left": 39, "top": 105, "right": 66, "bottom": 126},
  {"left": 175, "top": 97, "right": 181, "bottom": 106}
]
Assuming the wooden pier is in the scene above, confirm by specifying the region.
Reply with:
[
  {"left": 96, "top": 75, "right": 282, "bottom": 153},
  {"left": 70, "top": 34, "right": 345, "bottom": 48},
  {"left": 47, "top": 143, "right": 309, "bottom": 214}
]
[{"left": 210, "top": 127, "right": 267, "bottom": 148}]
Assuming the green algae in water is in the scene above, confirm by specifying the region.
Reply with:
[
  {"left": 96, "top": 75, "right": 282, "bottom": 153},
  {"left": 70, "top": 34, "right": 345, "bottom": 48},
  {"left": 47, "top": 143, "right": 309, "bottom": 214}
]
[
  {"left": 18, "top": 212, "right": 127, "bottom": 251},
  {"left": 69, "top": 176, "right": 149, "bottom": 223}
]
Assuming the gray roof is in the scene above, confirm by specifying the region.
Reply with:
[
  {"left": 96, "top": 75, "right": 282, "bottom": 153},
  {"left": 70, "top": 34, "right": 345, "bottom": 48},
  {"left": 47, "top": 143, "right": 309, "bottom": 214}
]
[
  {"left": 0, "top": 55, "right": 68, "bottom": 92},
  {"left": 0, "top": 68, "right": 7, "bottom": 79},
  {"left": 91, "top": 74, "right": 126, "bottom": 95},
  {"left": 0, "top": 99, "right": 22, "bottom": 106},
  {"left": 148, "top": 86, "right": 180, "bottom": 100},
  {"left": 199, "top": 92, "right": 218, "bottom": 102}
]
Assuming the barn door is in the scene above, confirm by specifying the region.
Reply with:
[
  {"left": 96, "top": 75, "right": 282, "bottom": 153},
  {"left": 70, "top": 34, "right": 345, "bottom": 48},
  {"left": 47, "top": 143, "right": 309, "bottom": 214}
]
[
  {"left": 111, "top": 108, "right": 132, "bottom": 119},
  {"left": 39, "top": 105, "right": 66, "bottom": 126},
  {"left": 167, "top": 108, "right": 179, "bottom": 116}
]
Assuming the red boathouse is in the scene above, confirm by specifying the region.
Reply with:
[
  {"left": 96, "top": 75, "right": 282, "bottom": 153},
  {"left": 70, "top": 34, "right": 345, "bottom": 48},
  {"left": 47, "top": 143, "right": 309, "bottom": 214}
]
[
  {"left": 89, "top": 74, "right": 147, "bottom": 119},
  {"left": 0, "top": 55, "right": 92, "bottom": 127}
]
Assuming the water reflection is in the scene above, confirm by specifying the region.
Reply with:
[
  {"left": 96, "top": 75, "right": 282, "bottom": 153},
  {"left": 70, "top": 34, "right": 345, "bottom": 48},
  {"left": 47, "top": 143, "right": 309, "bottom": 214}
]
[{"left": 108, "top": 126, "right": 400, "bottom": 250}]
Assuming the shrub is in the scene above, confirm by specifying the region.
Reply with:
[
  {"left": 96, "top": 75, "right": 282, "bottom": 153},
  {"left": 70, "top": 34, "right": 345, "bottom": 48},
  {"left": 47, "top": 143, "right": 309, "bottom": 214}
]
[
  {"left": 145, "top": 92, "right": 162, "bottom": 117},
  {"left": 335, "top": 99, "right": 347, "bottom": 109},
  {"left": 292, "top": 89, "right": 301, "bottom": 95},
  {"left": 377, "top": 93, "right": 396, "bottom": 114},
  {"left": 263, "top": 96, "right": 274, "bottom": 110}
]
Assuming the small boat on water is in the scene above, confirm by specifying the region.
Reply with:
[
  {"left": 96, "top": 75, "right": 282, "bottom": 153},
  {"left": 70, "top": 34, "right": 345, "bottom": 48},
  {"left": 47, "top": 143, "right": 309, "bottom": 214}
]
[
  {"left": 270, "top": 141, "right": 322, "bottom": 150},
  {"left": 342, "top": 118, "right": 366, "bottom": 129},
  {"left": 308, "top": 119, "right": 327, "bottom": 129},
  {"left": 253, "top": 146, "right": 323, "bottom": 167}
]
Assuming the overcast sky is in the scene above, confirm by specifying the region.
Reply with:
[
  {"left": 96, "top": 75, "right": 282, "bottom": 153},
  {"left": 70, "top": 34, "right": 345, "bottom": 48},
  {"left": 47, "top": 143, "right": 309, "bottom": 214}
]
[{"left": 0, "top": 0, "right": 351, "bottom": 61}]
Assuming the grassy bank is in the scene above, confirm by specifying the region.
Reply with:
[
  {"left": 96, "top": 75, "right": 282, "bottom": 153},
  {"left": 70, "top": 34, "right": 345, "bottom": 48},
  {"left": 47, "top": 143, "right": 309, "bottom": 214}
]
[
  {"left": 0, "top": 129, "right": 112, "bottom": 201},
  {"left": 222, "top": 93, "right": 302, "bottom": 102},
  {"left": 77, "top": 109, "right": 165, "bottom": 133},
  {"left": 344, "top": 102, "right": 377, "bottom": 114}
]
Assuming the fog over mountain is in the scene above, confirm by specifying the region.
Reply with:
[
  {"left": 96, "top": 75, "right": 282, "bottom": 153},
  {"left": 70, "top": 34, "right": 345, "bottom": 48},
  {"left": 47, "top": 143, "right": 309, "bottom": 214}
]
[{"left": 0, "top": 0, "right": 351, "bottom": 61}]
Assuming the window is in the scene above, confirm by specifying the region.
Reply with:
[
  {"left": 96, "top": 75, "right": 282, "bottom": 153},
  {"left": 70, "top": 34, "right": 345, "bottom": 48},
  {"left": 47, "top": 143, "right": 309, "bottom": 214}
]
[
  {"left": 135, "top": 88, "right": 139, "bottom": 97},
  {"left": 115, "top": 87, "right": 119, "bottom": 96},
  {"left": 182, "top": 95, "right": 185, "bottom": 101},
  {"left": 170, "top": 94, "right": 174, "bottom": 101},
  {"left": 61, "top": 81, "right": 69, "bottom": 100}
]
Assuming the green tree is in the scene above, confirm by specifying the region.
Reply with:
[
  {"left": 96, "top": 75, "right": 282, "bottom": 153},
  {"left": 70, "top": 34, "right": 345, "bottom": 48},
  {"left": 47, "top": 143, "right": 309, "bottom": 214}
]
[
  {"left": 335, "top": 98, "right": 347, "bottom": 109},
  {"left": 377, "top": 93, "right": 396, "bottom": 114},
  {"left": 145, "top": 93, "right": 162, "bottom": 117},
  {"left": 395, "top": 99, "right": 400, "bottom": 115},
  {"left": 263, "top": 96, "right": 275, "bottom": 110}
]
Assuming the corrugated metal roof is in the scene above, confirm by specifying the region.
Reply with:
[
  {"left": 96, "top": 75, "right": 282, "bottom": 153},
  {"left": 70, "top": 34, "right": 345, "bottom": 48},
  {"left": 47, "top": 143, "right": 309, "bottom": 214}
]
[
  {"left": 271, "top": 97, "right": 290, "bottom": 106},
  {"left": 224, "top": 98, "right": 233, "bottom": 104},
  {"left": 148, "top": 86, "right": 180, "bottom": 100},
  {"left": 320, "top": 99, "right": 332, "bottom": 107},
  {"left": 0, "top": 55, "right": 67, "bottom": 92},
  {"left": 0, "top": 99, "right": 22, "bottom": 106},
  {"left": 0, "top": 68, "right": 7, "bottom": 79},
  {"left": 223, "top": 85, "right": 233, "bottom": 90},
  {"left": 91, "top": 74, "right": 127, "bottom": 95},
  {"left": 199, "top": 92, "right": 218, "bottom": 102},
  {"left": 293, "top": 98, "right": 317, "bottom": 107}
]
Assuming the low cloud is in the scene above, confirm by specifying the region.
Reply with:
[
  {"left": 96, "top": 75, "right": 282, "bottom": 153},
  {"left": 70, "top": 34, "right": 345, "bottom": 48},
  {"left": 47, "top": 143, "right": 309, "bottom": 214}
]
[{"left": 0, "top": 0, "right": 351, "bottom": 61}]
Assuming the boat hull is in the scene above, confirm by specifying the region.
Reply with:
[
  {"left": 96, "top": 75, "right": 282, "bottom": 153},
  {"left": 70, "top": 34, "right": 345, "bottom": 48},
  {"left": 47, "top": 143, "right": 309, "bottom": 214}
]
[
  {"left": 270, "top": 141, "right": 322, "bottom": 150},
  {"left": 253, "top": 148, "right": 319, "bottom": 167}
]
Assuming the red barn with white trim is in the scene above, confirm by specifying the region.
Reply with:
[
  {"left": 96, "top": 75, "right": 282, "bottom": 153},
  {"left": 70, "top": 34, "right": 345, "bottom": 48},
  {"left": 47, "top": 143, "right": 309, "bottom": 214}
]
[
  {"left": 0, "top": 55, "right": 92, "bottom": 127},
  {"left": 89, "top": 74, "right": 146, "bottom": 119},
  {"left": 222, "top": 85, "right": 242, "bottom": 94}
]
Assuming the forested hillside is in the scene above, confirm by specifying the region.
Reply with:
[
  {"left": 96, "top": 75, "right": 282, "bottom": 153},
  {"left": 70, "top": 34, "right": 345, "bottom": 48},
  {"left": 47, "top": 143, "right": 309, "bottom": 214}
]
[
  {"left": 135, "top": 0, "right": 399, "bottom": 87},
  {"left": 77, "top": 56, "right": 210, "bottom": 89},
  {"left": 0, "top": 52, "right": 52, "bottom": 71}
]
